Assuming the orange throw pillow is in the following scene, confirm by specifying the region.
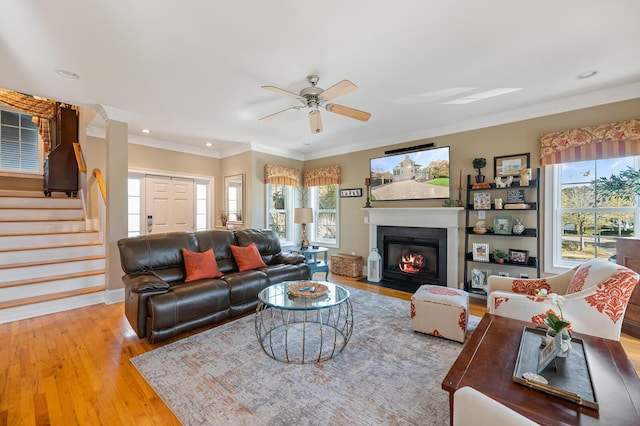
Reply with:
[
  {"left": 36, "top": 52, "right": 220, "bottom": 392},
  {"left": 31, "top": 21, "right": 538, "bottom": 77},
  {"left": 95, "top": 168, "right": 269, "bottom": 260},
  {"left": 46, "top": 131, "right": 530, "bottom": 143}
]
[
  {"left": 230, "top": 242, "right": 267, "bottom": 272},
  {"left": 182, "top": 248, "right": 223, "bottom": 282}
]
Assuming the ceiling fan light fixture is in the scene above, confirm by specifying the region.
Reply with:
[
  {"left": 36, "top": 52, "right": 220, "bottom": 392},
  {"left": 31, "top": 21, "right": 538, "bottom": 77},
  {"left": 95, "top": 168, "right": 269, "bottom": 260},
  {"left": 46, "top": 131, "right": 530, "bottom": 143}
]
[{"left": 309, "top": 110, "right": 322, "bottom": 134}]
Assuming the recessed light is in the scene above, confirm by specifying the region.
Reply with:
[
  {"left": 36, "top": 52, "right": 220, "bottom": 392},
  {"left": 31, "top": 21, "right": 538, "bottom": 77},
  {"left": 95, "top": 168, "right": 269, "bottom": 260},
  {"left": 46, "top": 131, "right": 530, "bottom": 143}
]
[
  {"left": 141, "top": 129, "right": 151, "bottom": 134},
  {"left": 205, "top": 142, "right": 213, "bottom": 147},
  {"left": 577, "top": 70, "right": 597, "bottom": 79},
  {"left": 55, "top": 69, "right": 80, "bottom": 79},
  {"left": 302, "top": 142, "right": 312, "bottom": 146}
]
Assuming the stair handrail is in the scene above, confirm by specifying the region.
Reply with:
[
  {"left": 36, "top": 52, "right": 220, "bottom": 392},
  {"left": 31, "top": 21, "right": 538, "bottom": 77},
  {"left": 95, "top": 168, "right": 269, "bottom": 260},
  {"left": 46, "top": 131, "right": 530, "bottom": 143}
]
[
  {"left": 72, "top": 142, "right": 87, "bottom": 173},
  {"left": 93, "top": 168, "right": 107, "bottom": 202}
]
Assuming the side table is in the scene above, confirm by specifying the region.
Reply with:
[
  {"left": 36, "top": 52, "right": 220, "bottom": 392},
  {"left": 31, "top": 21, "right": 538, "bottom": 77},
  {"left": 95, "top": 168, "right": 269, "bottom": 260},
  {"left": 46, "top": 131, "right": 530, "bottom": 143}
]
[{"left": 290, "top": 247, "right": 329, "bottom": 280}]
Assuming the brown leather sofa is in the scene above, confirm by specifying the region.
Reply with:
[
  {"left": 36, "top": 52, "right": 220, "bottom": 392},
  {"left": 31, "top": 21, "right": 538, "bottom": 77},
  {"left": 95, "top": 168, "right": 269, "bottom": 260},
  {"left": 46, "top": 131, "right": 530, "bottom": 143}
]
[{"left": 117, "top": 228, "right": 309, "bottom": 343}]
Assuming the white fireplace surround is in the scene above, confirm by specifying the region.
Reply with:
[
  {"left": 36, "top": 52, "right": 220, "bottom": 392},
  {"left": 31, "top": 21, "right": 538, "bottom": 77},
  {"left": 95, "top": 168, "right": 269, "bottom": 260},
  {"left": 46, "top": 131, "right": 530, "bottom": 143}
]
[{"left": 363, "top": 207, "right": 464, "bottom": 288}]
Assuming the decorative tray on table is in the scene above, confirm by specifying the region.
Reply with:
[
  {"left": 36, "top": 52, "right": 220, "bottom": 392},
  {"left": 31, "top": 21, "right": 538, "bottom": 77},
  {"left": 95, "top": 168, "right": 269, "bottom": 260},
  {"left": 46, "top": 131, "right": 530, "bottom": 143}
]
[
  {"left": 287, "top": 282, "right": 329, "bottom": 298},
  {"left": 512, "top": 326, "right": 599, "bottom": 410}
]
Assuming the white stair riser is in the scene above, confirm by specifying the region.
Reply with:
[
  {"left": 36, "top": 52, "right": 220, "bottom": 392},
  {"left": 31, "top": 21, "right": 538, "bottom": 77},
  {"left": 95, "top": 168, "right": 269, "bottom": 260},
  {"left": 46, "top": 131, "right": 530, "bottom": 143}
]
[
  {"left": 0, "top": 274, "right": 105, "bottom": 302},
  {"left": 0, "top": 292, "right": 106, "bottom": 325},
  {"left": 0, "top": 244, "right": 104, "bottom": 264},
  {"left": 0, "top": 197, "right": 83, "bottom": 209},
  {"left": 1, "top": 259, "right": 105, "bottom": 282},
  {"left": 0, "top": 232, "right": 100, "bottom": 249},
  {"left": 0, "top": 221, "right": 85, "bottom": 234},
  {"left": 0, "top": 209, "right": 84, "bottom": 221}
]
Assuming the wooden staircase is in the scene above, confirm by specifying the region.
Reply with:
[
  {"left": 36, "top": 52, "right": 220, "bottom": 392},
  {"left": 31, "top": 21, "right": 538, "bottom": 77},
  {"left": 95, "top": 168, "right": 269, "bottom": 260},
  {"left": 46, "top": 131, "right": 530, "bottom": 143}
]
[{"left": 0, "top": 189, "right": 106, "bottom": 323}]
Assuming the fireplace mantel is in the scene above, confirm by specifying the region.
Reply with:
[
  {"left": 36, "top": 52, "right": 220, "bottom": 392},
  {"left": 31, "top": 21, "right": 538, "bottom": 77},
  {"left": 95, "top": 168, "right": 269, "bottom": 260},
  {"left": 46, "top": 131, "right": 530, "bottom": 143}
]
[{"left": 362, "top": 207, "right": 464, "bottom": 288}]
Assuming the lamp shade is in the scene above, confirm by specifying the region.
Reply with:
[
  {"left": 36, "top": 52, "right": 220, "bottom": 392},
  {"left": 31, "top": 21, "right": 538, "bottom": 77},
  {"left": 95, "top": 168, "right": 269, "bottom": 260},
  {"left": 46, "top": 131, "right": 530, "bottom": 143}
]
[{"left": 294, "top": 207, "right": 313, "bottom": 224}]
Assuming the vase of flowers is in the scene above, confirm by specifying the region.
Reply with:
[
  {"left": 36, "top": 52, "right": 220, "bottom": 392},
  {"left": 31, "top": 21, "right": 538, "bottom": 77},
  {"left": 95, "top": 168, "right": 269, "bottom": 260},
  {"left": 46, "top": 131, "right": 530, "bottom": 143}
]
[{"left": 535, "top": 289, "right": 572, "bottom": 357}]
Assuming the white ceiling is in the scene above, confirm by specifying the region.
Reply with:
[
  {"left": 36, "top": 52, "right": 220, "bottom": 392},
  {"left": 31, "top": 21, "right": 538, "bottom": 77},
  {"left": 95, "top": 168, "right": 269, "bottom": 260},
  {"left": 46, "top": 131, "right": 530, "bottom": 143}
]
[{"left": 2, "top": 1, "right": 640, "bottom": 160}]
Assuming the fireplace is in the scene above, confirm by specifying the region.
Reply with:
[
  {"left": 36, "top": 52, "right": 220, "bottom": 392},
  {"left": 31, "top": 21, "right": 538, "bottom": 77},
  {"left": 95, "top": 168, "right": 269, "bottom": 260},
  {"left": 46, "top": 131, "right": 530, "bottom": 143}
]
[
  {"left": 378, "top": 226, "right": 447, "bottom": 289},
  {"left": 364, "top": 207, "right": 463, "bottom": 290}
]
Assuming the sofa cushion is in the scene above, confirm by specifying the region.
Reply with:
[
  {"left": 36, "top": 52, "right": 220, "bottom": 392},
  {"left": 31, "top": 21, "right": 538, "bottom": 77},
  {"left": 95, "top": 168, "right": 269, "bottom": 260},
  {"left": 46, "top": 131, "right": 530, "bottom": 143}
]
[
  {"left": 182, "top": 248, "right": 223, "bottom": 282},
  {"left": 194, "top": 229, "right": 239, "bottom": 273},
  {"left": 230, "top": 242, "right": 268, "bottom": 271},
  {"left": 235, "top": 228, "right": 282, "bottom": 265}
]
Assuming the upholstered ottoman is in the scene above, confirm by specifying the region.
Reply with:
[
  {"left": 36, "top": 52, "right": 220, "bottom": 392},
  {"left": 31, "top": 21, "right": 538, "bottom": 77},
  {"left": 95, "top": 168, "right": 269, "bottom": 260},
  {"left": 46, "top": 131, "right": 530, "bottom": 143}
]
[{"left": 410, "top": 285, "right": 469, "bottom": 343}]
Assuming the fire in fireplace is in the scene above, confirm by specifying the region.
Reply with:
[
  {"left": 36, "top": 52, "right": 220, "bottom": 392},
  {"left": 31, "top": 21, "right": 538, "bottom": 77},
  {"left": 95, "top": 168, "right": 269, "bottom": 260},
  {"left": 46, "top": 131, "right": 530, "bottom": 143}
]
[{"left": 376, "top": 225, "right": 447, "bottom": 291}]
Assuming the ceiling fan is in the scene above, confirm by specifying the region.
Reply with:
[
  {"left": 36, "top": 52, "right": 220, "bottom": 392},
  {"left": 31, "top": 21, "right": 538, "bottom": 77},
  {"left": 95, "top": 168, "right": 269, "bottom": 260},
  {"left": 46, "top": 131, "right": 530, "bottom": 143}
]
[{"left": 260, "top": 75, "right": 371, "bottom": 134}]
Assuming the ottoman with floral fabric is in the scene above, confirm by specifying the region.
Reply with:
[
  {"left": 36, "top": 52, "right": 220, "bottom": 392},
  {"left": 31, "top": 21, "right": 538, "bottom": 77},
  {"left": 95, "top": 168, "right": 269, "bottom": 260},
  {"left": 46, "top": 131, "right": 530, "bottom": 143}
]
[{"left": 410, "top": 285, "right": 469, "bottom": 343}]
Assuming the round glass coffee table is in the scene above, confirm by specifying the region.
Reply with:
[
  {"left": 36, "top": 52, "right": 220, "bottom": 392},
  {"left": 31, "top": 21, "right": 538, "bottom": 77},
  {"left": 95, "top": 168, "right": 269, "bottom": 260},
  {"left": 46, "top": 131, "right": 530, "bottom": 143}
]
[{"left": 255, "top": 281, "right": 353, "bottom": 364}]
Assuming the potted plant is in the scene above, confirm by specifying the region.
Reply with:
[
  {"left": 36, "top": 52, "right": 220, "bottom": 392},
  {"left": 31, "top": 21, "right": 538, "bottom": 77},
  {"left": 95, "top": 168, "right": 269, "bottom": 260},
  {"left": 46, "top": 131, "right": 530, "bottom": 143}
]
[
  {"left": 493, "top": 249, "right": 509, "bottom": 264},
  {"left": 472, "top": 158, "right": 487, "bottom": 183}
]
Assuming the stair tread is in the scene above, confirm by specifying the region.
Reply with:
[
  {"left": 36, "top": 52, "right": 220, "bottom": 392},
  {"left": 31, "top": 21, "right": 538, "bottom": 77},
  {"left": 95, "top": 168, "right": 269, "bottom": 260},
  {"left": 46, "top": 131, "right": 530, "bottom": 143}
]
[
  {"left": 0, "top": 230, "right": 98, "bottom": 237},
  {"left": 0, "top": 241, "right": 102, "bottom": 253},
  {"left": 0, "top": 269, "right": 106, "bottom": 289},
  {"left": 0, "top": 255, "right": 105, "bottom": 271},
  {"left": 0, "top": 285, "right": 106, "bottom": 310}
]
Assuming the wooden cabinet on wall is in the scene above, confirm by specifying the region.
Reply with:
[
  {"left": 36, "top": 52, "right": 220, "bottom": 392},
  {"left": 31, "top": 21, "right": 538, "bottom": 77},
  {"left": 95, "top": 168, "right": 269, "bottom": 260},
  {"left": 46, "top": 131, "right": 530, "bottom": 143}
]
[
  {"left": 44, "top": 105, "right": 79, "bottom": 197},
  {"left": 616, "top": 237, "right": 640, "bottom": 338}
]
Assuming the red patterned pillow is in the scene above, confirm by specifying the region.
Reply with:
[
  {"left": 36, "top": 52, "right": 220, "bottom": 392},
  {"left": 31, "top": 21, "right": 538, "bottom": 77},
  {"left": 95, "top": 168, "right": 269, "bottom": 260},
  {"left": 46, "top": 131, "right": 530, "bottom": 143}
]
[
  {"left": 230, "top": 242, "right": 267, "bottom": 272},
  {"left": 182, "top": 248, "right": 223, "bottom": 282}
]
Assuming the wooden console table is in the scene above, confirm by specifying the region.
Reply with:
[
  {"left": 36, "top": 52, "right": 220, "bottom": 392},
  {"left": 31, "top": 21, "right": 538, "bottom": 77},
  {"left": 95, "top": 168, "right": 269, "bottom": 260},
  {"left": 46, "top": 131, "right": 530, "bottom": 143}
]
[{"left": 442, "top": 314, "right": 640, "bottom": 425}]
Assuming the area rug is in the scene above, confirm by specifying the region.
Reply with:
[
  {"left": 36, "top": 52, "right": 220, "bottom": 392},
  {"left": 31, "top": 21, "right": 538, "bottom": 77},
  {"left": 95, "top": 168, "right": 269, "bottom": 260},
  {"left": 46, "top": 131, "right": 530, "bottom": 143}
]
[{"left": 131, "top": 288, "right": 480, "bottom": 425}]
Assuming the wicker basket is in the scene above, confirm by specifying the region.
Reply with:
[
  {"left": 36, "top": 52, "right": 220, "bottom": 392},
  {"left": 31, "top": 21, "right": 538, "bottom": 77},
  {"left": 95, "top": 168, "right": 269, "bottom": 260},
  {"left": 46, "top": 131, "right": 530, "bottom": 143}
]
[{"left": 331, "top": 253, "right": 363, "bottom": 278}]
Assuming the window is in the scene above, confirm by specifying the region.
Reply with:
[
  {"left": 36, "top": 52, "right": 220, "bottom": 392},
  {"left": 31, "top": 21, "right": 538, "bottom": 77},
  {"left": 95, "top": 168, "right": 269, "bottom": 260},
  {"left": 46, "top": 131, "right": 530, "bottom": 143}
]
[
  {"left": 196, "top": 182, "right": 209, "bottom": 231},
  {"left": 0, "top": 109, "right": 39, "bottom": 172},
  {"left": 547, "top": 156, "right": 639, "bottom": 270},
  {"left": 309, "top": 184, "right": 339, "bottom": 247},
  {"left": 127, "top": 177, "right": 142, "bottom": 237},
  {"left": 266, "top": 184, "right": 295, "bottom": 242}
]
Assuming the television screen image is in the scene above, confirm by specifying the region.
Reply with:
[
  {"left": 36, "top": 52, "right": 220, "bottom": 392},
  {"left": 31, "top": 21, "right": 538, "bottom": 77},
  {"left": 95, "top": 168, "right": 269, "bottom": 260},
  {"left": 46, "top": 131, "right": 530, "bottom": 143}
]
[{"left": 369, "top": 146, "right": 450, "bottom": 201}]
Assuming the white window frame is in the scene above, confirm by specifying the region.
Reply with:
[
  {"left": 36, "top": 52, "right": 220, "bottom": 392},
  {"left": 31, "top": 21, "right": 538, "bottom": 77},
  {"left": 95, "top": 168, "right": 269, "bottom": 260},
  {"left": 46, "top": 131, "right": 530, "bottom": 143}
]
[
  {"left": 266, "top": 184, "right": 296, "bottom": 245},
  {"left": 308, "top": 184, "right": 339, "bottom": 248},
  {"left": 544, "top": 159, "right": 640, "bottom": 275}
]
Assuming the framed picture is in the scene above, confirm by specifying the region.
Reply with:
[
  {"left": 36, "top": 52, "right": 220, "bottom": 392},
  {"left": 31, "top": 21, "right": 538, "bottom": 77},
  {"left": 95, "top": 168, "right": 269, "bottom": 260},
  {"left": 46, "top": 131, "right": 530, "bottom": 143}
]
[
  {"left": 473, "top": 192, "right": 491, "bottom": 210},
  {"left": 537, "top": 332, "right": 563, "bottom": 374},
  {"left": 472, "top": 243, "right": 490, "bottom": 262},
  {"left": 509, "top": 248, "right": 529, "bottom": 264},
  {"left": 340, "top": 188, "right": 363, "bottom": 198},
  {"left": 494, "top": 153, "right": 530, "bottom": 179},
  {"left": 471, "top": 268, "right": 491, "bottom": 290},
  {"left": 494, "top": 215, "right": 513, "bottom": 234}
]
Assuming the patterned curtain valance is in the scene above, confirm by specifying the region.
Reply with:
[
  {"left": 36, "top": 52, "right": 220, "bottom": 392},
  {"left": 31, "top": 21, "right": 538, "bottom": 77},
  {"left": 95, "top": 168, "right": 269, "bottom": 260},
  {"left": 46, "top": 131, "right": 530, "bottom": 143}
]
[
  {"left": 303, "top": 165, "right": 341, "bottom": 187},
  {"left": 540, "top": 118, "right": 640, "bottom": 166},
  {"left": 264, "top": 164, "right": 300, "bottom": 186},
  {"left": 0, "top": 88, "right": 58, "bottom": 152}
]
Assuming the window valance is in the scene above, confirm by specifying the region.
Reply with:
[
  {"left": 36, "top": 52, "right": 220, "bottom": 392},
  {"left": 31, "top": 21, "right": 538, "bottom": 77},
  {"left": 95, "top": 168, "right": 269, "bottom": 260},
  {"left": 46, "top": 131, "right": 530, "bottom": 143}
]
[
  {"left": 540, "top": 118, "right": 640, "bottom": 166},
  {"left": 264, "top": 164, "right": 300, "bottom": 186},
  {"left": 303, "top": 165, "right": 341, "bottom": 187},
  {"left": 0, "top": 88, "right": 58, "bottom": 152}
]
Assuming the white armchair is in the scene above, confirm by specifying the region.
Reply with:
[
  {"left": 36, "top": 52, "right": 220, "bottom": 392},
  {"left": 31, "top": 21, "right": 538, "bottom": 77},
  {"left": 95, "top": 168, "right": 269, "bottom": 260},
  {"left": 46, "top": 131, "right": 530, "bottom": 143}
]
[
  {"left": 487, "top": 258, "right": 639, "bottom": 340},
  {"left": 453, "top": 386, "right": 538, "bottom": 426}
]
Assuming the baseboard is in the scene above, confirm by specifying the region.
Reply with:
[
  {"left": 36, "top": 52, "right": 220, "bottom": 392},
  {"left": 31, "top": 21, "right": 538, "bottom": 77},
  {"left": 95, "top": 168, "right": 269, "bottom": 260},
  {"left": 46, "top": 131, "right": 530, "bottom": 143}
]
[{"left": 105, "top": 287, "right": 125, "bottom": 304}]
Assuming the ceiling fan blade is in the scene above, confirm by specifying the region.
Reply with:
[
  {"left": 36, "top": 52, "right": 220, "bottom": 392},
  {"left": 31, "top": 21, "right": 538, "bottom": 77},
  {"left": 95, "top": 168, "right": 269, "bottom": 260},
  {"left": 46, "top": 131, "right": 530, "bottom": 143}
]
[
  {"left": 325, "top": 103, "right": 371, "bottom": 122},
  {"left": 319, "top": 80, "right": 357, "bottom": 101},
  {"left": 309, "top": 110, "right": 323, "bottom": 134},
  {"left": 259, "top": 106, "right": 302, "bottom": 121},
  {"left": 261, "top": 85, "right": 304, "bottom": 100}
]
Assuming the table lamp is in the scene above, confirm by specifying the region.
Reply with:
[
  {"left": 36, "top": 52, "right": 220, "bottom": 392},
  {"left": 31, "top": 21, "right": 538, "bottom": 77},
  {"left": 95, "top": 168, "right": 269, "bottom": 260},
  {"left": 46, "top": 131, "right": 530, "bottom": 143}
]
[{"left": 294, "top": 208, "right": 313, "bottom": 249}]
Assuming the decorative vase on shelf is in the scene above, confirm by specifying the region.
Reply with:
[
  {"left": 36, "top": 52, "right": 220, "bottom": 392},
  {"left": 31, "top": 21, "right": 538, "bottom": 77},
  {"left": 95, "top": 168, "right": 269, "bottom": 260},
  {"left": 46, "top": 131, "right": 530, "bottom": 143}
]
[{"left": 512, "top": 217, "right": 525, "bottom": 235}]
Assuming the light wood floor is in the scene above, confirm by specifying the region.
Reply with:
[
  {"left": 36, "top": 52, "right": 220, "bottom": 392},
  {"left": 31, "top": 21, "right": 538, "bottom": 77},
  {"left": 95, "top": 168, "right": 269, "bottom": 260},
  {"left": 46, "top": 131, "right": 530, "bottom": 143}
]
[{"left": 1, "top": 274, "right": 639, "bottom": 425}]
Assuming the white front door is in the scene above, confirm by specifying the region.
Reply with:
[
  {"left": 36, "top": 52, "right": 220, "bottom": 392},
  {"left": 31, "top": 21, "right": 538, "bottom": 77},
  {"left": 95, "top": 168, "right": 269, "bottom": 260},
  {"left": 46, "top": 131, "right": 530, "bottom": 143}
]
[{"left": 145, "top": 175, "right": 194, "bottom": 234}]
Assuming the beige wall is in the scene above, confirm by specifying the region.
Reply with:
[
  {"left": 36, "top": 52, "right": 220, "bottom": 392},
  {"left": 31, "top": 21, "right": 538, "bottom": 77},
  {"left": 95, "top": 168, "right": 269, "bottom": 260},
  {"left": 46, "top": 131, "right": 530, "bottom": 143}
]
[{"left": 302, "top": 98, "right": 640, "bottom": 283}]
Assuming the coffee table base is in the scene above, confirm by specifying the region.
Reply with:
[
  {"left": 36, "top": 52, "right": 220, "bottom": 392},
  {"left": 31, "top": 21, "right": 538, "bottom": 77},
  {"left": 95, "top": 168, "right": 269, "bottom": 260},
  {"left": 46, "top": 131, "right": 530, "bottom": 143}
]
[{"left": 255, "top": 300, "right": 353, "bottom": 363}]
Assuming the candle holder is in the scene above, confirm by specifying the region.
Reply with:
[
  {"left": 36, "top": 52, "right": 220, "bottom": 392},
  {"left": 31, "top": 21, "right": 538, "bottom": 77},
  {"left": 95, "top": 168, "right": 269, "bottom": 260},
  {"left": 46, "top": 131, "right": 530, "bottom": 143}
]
[
  {"left": 364, "top": 178, "right": 372, "bottom": 208},
  {"left": 456, "top": 186, "right": 464, "bottom": 207}
]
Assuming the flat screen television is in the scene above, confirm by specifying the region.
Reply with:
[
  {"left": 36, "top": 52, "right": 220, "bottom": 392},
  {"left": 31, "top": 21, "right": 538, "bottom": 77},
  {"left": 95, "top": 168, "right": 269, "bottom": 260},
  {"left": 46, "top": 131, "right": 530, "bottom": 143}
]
[{"left": 369, "top": 146, "right": 450, "bottom": 201}]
